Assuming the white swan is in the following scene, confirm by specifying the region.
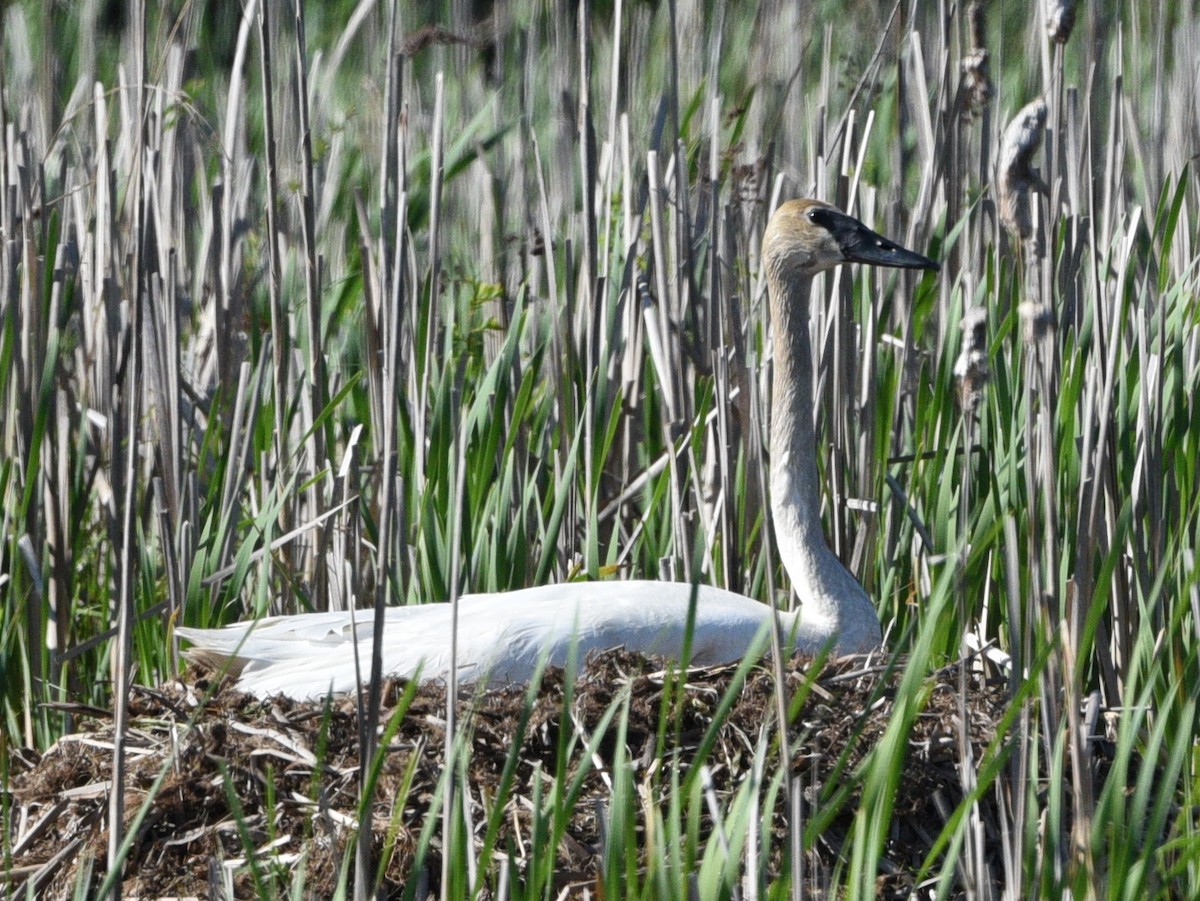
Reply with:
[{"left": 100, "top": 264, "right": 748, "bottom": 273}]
[{"left": 177, "top": 200, "right": 937, "bottom": 700}]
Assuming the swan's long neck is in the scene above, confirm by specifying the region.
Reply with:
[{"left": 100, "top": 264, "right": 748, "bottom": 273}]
[{"left": 767, "top": 266, "right": 879, "bottom": 649}]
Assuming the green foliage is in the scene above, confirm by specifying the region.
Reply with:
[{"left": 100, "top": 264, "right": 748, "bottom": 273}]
[{"left": 2, "top": 0, "right": 1198, "bottom": 898}]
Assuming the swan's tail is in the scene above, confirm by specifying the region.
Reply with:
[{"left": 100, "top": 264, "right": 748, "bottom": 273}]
[{"left": 175, "top": 625, "right": 258, "bottom": 680}]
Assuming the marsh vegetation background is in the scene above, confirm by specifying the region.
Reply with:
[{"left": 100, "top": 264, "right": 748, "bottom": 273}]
[{"left": 1, "top": 0, "right": 1198, "bottom": 897}]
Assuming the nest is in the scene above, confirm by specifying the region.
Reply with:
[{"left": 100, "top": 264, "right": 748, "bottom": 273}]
[{"left": 7, "top": 651, "right": 1010, "bottom": 899}]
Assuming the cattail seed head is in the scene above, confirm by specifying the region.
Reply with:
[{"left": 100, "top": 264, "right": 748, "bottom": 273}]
[
  {"left": 961, "top": 49, "right": 995, "bottom": 116},
  {"left": 998, "top": 98, "right": 1049, "bottom": 254},
  {"left": 1019, "top": 301, "right": 1056, "bottom": 344},
  {"left": 1046, "top": 0, "right": 1077, "bottom": 44},
  {"left": 960, "top": 3, "right": 994, "bottom": 116},
  {"left": 955, "top": 306, "right": 990, "bottom": 412}
]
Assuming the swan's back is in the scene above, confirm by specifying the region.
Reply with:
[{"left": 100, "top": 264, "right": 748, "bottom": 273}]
[{"left": 177, "top": 581, "right": 826, "bottom": 700}]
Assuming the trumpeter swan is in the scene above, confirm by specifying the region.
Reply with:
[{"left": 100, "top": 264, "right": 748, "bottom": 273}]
[{"left": 177, "top": 200, "right": 937, "bottom": 699}]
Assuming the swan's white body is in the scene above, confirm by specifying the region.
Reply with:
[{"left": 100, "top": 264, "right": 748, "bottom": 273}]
[
  {"left": 177, "top": 580, "right": 866, "bottom": 701},
  {"left": 177, "top": 200, "right": 935, "bottom": 700}
]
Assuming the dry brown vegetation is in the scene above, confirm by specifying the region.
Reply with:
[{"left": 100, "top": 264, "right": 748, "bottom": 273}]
[{"left": 10, "top": 652, "right": 1012, "bottom": 898}]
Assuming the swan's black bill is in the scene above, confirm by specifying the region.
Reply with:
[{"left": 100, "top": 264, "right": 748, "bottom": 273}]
[{"left": 817, "top": 207, "right": 939, "bottom": 271}]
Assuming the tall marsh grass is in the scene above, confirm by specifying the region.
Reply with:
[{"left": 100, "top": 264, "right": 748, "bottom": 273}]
[{"left": 2, "top": 0, "right": 1198, "bottom": 897}]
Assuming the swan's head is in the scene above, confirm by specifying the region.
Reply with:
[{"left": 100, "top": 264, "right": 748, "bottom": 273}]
[{"left": 762, "top": 199, "right": 939, "bottom": 279}]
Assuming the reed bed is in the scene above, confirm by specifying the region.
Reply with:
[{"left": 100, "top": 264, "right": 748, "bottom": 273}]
[{"left": 2, "top": 1, "right": 1197, "bottom": 897}]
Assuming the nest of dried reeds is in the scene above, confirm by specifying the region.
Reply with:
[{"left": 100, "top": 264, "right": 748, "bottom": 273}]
[{"left": 7, "top": 651, "right": 1012, "bottom": 899}]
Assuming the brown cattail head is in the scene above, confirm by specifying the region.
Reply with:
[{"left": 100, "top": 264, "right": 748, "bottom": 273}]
[
  {"left": 1045, "top": 0, "right": 1077, "bottom": 44},
  {"left": 998, "top": 98, "right": 1049, "bottom": 253},
  {"left": 961, "top": 49, "right": 995, "bottom": 116},
  {"left": 955, "top": 306, "right": 990, "bottom": 412},
  {"left": 961, "top": 3, "right": 994, "bottom": 117}
]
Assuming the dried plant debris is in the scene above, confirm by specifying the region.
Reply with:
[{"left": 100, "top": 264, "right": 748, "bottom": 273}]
[
  {"left": 998, "top": 97, "right": 1049, "bottom": 253},
  {"left": 9, "top": 652, "right": 1020, "bottom": 898}
]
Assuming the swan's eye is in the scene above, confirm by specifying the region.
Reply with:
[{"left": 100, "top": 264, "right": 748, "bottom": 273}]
[{"left": 807, "top": 207, "right": 834, "bottom": 230}]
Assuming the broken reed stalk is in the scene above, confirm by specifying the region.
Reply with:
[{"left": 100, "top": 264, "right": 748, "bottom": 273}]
[
  {"left": 356, "top": 0, "right": 407, "bottom": 896},
  {"left": 954, "top": 302, "right": 989, "bottom": 892},
  {"left": 106, "top": 0, "right": 148, "bottom": 893},
  {"left": 291, "top": 0, "right": 330, "bottom": 611},
  {"left": 255, "top": 0, "right": 290, "bottom": 548}
]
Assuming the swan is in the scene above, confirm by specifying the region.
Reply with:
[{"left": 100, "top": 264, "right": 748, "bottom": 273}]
[{"left": 177, "top": 200, "right": 938, "bottom": 700}]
